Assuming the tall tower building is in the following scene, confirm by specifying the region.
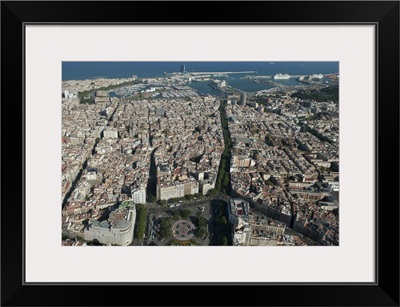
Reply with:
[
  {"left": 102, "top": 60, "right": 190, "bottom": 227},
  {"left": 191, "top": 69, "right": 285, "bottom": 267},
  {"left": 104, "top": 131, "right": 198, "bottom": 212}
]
[
  {"left": 240, "top": 92, "right": 247, "bottom": 105},
  {"left": 181, "top": 64, "right": 185, "bottom": 74}
]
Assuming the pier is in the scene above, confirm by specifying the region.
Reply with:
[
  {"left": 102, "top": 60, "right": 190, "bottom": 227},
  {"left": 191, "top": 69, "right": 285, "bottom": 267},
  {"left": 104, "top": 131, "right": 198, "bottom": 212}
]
[{"left": 189, "top": 71, "right": 257, "bottom": 75}]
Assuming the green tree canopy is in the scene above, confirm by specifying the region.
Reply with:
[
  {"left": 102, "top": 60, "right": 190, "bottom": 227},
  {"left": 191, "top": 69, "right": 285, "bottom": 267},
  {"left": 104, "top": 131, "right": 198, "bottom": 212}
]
[
  {"left": 197, "top": 217, "right": 207, "bottom": 228},
  {"left": 160, "top": 218, "right": 171, "bottom": 229},
  {"left": 134, "top": 204, "right": 147, "bottom": 240},
  {"left": 172, "top": 210, "right": 180, "bottom": 220},
  {"left": 218, "top": 216, "right": 228, "bottom": 225},
  {"left": 195, "top": 228, "right": 208, "bottom": 239},
  {"left": 179, "top": 209, "right": 191, "bottom": 219},
  {"left": 206, "top": 189, "right": 218, "bottom": 197},
  {"left": 220, "top": 236, "right": 228, "bottom": 246}
]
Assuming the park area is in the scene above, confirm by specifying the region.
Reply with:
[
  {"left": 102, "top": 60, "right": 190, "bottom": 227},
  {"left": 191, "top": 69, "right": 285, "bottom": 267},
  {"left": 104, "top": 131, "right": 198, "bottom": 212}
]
[{"left": 146, "top": 200, "right": 231, "bottom": 246}]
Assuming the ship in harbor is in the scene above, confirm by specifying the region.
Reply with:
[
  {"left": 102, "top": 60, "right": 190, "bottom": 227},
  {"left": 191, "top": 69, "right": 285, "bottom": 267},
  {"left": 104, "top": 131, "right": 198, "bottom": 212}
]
[{"left": 273, "top": 73, "right": 291, "bottom": 80}]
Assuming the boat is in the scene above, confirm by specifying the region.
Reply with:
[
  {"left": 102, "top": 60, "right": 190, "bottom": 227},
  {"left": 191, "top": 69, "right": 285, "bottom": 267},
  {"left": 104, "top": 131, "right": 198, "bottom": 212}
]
[{"left": 273, "top": 73, "right": 291, "bottom": 80}]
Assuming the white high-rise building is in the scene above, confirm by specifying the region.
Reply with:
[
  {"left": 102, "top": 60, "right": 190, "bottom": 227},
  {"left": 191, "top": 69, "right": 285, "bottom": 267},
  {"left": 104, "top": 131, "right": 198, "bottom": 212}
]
[{"left": 132, "top": 186, "right": 146, "bottom": 204}]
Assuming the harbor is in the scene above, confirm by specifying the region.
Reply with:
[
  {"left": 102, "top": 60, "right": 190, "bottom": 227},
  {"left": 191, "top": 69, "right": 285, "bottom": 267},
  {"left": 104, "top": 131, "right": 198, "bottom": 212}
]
[{"left": 188, "top": 70, "right": 257, "bottom": 75}]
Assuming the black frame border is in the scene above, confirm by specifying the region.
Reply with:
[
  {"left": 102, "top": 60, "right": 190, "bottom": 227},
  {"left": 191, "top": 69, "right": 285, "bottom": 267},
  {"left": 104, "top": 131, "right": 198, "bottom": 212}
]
[{"left": 1, "top": 1, "right": 399, "bottom": 306}]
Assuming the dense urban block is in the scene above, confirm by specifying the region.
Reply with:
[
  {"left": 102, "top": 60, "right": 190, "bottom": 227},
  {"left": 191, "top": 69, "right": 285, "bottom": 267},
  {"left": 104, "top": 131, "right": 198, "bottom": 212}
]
[{"left": 62, "top": 62, "right": 339, "bottom": 246}]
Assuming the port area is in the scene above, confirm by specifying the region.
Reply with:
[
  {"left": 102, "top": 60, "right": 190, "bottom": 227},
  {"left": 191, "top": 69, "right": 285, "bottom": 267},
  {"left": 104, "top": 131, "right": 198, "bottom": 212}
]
[{"left": 242, "top": 73, "right": 338, "bottom": 94}]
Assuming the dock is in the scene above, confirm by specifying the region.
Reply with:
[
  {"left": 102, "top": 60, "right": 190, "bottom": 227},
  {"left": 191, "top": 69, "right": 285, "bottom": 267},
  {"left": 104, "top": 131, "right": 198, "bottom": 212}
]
[{"left": 189, "top": 71, "right": 257, "bottom": 75}]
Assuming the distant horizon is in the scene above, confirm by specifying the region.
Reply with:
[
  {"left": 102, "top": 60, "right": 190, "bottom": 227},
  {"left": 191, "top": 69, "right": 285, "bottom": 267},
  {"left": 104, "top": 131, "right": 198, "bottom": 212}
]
[{"left": 62, "top": 61, "right": 339, "bottom": 81}]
